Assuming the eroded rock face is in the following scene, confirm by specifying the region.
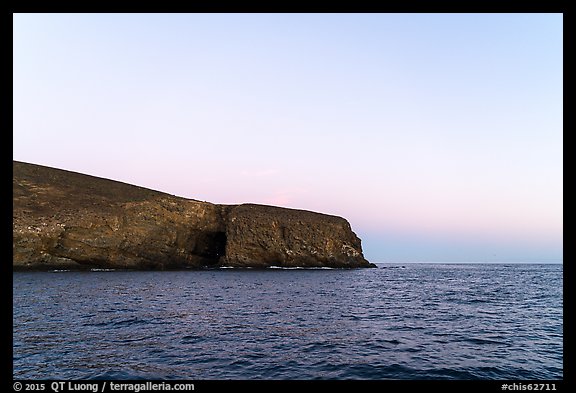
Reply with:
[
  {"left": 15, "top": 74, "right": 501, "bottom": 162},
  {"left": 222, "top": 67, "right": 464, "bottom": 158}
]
[
  {"left": 223, "top": 204, "right": 371, "bottom": 268},
  {"left": 13, "top": 161, "right": 374, "bottom": 270}
]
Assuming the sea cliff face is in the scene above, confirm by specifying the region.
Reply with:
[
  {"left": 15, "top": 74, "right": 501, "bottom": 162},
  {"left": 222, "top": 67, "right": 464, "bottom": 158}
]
[{"left": 13, "top": 161, "right": 374, "bottom": 270}]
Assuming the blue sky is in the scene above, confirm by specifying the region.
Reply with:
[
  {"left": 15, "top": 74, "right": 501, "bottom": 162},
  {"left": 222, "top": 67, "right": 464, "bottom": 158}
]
[{"left": 13, "top": 13, "right": 563, "bottom": 262}]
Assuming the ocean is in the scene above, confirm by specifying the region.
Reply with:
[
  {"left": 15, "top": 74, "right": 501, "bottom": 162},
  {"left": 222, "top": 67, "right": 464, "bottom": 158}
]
[{"left": 12, "top": 264, "right": 562, "bottom": 380}]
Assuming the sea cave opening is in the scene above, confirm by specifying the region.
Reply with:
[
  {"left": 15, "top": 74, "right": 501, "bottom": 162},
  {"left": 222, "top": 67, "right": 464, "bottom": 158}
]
[{"left": 195, "top": 231, "right": 227, "bottom": 265}]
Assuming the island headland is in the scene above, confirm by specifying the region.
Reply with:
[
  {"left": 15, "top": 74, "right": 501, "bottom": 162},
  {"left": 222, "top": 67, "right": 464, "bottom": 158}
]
[{"left": 13, "top": 161, "right": 375, "bottom": 270}]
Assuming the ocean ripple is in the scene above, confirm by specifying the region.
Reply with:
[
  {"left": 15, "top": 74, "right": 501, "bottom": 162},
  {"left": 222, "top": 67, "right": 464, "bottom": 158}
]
[{"left": 13, "top": 264, "right": 563, "bottom": 379}]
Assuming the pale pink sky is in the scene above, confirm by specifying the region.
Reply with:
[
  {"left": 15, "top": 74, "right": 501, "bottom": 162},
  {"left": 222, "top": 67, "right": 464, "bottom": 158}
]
[{"left": 13, "top": 13, "right": 563, "bottom": 262}]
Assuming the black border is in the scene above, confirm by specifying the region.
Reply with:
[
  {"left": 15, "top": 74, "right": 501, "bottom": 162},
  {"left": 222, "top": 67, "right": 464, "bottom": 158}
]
[
  {"left": 10, "top": 2, "right": 568, "bottom": 392},
  {"left": 7, "top": 0, "right": 568, "bottom": 13},
  {"left": 6, "top": 380, "right": 570, "bottom": 392}
]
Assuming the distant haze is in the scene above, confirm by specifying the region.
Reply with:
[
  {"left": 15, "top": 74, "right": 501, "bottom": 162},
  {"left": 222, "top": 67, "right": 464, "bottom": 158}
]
[{"left": 13, "top": 13, "right": 562, "bottom": 263}]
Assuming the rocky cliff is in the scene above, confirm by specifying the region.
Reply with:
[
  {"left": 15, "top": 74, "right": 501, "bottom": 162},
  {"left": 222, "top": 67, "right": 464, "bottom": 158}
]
[{"left": 13, "top": 161, "right": 374, "bottom": 270}]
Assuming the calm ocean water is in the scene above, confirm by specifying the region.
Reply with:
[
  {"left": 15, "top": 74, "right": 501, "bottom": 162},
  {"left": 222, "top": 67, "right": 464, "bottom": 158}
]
[{"left": 13, "top": 264, "right": 562, "bottom": 380}]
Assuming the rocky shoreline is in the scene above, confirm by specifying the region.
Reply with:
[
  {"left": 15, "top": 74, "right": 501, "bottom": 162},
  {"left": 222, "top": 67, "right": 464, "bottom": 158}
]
[{"left": 13, "top": 161, "right": 375, "bottom": 270}]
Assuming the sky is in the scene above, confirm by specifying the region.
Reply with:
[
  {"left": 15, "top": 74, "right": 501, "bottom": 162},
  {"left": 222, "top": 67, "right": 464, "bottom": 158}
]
[{"left": 13, "top": 13, "right": 563, "bottom": 263}]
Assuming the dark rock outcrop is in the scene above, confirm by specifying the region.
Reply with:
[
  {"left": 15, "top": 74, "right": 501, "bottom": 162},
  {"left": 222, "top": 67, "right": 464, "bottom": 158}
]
[{"left": 13, "top": 161, "right": 374, "bottom": 270}]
